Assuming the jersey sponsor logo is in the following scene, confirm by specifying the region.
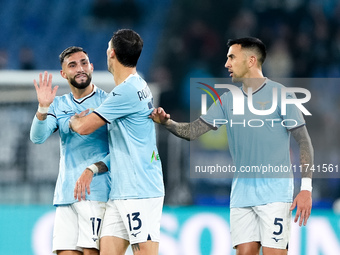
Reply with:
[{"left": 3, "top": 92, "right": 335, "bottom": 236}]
[
  {"left": 151, "top": 151, "right": 160, "bottom": 163},
  {"left": 112, "top": 92, "right": 121, "bottom": 96},
  {"left": 137, "top": 86, "right": 152, "bottom": 101},
  {"left": 286, "top": 93, "right": 293, "bottom": 99},
  {"left": 62, "top": 110, "right": 74, "bottom": 114}
]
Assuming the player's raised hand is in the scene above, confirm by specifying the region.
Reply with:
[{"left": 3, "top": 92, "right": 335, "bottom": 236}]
[
  {"left": 290, "top": 190, "right": 312, "bottom": 226},
  {"left": 74, "top": 168, "right": 93, "bottom": 201},
  {"left": 33, "top": 71, "right": 59, "bottom": 107},
  {"left": 150, "top": 107, "right": 171, "bottom": 125}
]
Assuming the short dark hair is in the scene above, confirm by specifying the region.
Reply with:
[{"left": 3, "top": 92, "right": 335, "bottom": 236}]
[
  {"left": 110, "top": 29, "right": 143, "bottom": 67},
  {"left": 59, "top": 46, "right": 88, "bottom": 66},
  {"left": 227, "top": 37, "right": 267, "bottom": 65}
]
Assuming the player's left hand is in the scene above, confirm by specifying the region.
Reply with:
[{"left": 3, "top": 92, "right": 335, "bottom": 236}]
[
  {"left": 290, "top": 190, "right": 312, "bottom": 226},
  {"left": 71, "top": 109, "right": 90, "bottom": 120},
  {"left": 74, "top": 168, "right": 93, "bottom": 201},
  {"left": 77, "top": 109, "right": 90, "bottom": 118},
  {"left": 69, "top": 109, "right": 89, "bottom": 131}
]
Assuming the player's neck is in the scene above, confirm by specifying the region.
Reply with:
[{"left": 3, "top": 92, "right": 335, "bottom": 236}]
[
  {"left": 71, "top": 83, "right": 94, "bottom": 99},
  {"left": 242, "top": 78, "right": 266, "bottom": 91},
  {"left": 242, "top": 69, "right": 265, "bottom": 92},
  {"left": 113, "top": 65, "right": 137, "bottom": 86}
]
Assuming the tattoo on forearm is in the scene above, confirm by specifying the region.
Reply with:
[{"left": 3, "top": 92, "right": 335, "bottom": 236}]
[
  {"left": 94, "top": 161, "right": 108, "bottom": 174},
  {"left": 292, "top": 126, "right": 314, "bottom": 178},
  {"left": 36, "top": 112, "right": 48, "bottom": 121},
  {"left": 131, "top": 243, "right": 140, "bottom": 252},
  {"left": 165, "top": 118, "right": 212, "bottom": 141}
]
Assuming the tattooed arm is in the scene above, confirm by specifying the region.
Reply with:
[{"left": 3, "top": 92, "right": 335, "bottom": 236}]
[
  {"left": 150, "top": 107, "right": 213, "bottom": 140},
  {"left": 289, "top": 125, "right": 314, "bottom": 226},
  {"left": 163, "top": 118, "right": 213, "bottom": 141},
  {"left": 291, "top": 125, "right": 314, "bottom": 178}
]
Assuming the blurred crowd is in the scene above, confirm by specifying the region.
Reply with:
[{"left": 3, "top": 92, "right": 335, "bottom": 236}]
[{"left": 153, "top": 0, "right": 340, "bottom": 107}]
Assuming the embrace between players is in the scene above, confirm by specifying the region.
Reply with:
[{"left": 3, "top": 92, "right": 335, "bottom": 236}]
[{"left": 30, "top": 29, "right": 313, "bottom": 255}]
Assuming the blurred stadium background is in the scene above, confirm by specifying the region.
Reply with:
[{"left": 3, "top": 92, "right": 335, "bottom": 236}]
[{"left": 0, "top": 0, "right": 339, "bottom": 254}]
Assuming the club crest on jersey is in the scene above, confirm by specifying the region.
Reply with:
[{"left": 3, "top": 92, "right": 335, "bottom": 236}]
[{"left": 151, "top": 151, "right": 160, "bottom": 163}]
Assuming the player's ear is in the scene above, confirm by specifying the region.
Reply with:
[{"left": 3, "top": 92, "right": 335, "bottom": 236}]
[
  {"left": 249, "top": 55, "right": 256, "bottom": 68},
  {"left": 110, "top": 48, "right": 116, "bottom": 58},
  {"left": 60, "top": 70, "right": 67, "bottom": 79}
]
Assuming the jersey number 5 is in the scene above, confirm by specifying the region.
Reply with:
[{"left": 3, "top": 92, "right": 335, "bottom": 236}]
[{"left": 273, "top": 217, "right": 283, "bottom": 235}]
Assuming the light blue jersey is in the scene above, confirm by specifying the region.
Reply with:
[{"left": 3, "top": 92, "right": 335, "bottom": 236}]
[
  {"left": 94, "top": 73, "right": 164, "bottom": 199},
  {"left": 30, "top": 85, "right": 110, "bottom": 206},
  {"left": 201, "top": 79, "right": 305, "bottom": 208}
]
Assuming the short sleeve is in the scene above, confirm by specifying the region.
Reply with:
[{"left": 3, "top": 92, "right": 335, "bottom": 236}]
[{"left": 94, "top": 83, "right": 139, "bottom": 124}]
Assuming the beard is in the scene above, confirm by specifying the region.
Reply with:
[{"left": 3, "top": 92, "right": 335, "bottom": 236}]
[{"left": 69, "top": 73, "right": 92, "bottom": 89}]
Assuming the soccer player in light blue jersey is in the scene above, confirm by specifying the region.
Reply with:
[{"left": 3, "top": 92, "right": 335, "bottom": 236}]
[
  {"left": 30, "top": 47, "right": 110, "bottom": 255},
  {"left": 151, "top": 37, "right": 314, "bottom": 255},
  {"left": 69, "top": 29, "right": 164, "bottom": 255}
]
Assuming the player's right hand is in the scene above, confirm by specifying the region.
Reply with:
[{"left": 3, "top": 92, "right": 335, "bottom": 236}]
[
  {"left": 33, "top": 71, "right": 59, "bottom": 107},
  {"left": 74, "top": 168, "right": 93, "bottom": 201},
  {"left": 290, "top": 190, "right": 312, "bottom": 226},
  {"left": 149, "top": 107, "right": 171, "bottom": 125}
]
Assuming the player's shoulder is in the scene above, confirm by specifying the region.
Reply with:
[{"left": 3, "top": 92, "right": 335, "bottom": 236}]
[
  {"left": 124, "top": 73, "right": 147, "bottom": 90},
  {"left": 112, "top": 81, "right": 137, "bottom": 97},
  {"left": 265, "top": 78, "right": 295, "bottom": 99},
  {"left": 53, "top": 92, "right": 72, "bottom": 104},
  {"left": 265, "top": 78, "right": 286, "bottom": 89},
  {"left": 93, "top": 85, "right": 108, "bottom": 98},
  {"left": 114, "top": 74, "right": 150, "bottom": 99},
  {"left": 223, "top": 85, "right": 242, "bottom": 99}
]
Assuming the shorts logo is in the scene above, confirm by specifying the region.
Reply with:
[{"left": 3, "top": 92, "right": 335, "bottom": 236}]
[
  {"left": 272, "top": 237, "right": 283, "bottom": 242},
  {"left": 92, "top": 237, "right": 98, "bottom": 242},
  {"left": 151, "top": 151, "right": 160, "bottom": 163},
  {"left": 131, "top": 231, "right": 141, "bottom": 237}
]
